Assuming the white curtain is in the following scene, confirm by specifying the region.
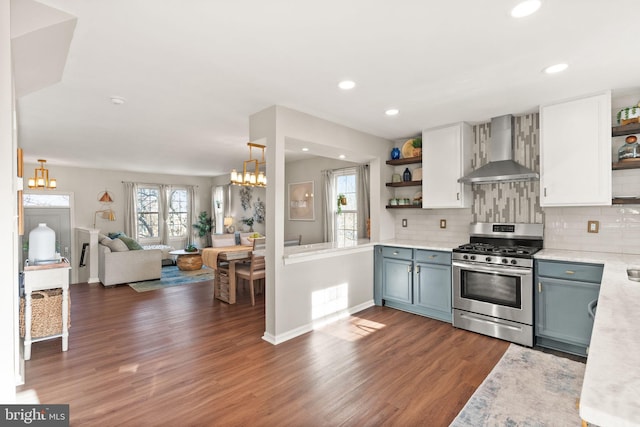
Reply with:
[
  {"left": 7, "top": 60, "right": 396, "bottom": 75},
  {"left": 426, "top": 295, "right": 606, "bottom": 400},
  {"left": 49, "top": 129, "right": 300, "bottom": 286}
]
[
  {"left": 321, "top": 169, "right": 335, "bottom": 242},
  {"left": 159, "top": 184, "right": 170, "bottom": 245},
  {"left": 123, "top": 181, "right": 137, "bottom": 238},
  {"left": 356, "top": 164, "right": 370, "bottom": 239},
  {"left": 187, "top": 185, "right": 197, "bottom": 245}
]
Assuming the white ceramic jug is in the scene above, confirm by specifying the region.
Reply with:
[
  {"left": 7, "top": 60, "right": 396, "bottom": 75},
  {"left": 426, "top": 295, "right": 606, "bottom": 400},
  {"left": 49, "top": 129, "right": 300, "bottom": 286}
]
[{"left": 28, "top": 223, "right": 56, "bottom": 262}]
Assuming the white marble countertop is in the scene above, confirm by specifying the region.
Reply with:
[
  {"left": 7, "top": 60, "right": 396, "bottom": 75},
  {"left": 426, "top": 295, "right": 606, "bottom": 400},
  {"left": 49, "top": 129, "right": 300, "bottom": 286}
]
[
  {"left": 282, "top": 238, "right": 462, "bottom": 261},
  {"left": 282, "top": 239, "right": 374, "bottom": 263},
  {"left": 536, "top": 249, "right": 640, "bottom": 427}
]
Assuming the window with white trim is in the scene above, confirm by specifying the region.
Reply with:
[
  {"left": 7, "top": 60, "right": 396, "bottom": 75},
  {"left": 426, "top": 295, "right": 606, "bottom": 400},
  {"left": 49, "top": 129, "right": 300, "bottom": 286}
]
[
  {"left": 136, "top": 186, "right": 160, "bottom": 240},
  {"left": 334, "top": 168, "right": 358, "bottom": 246},
  {"left": 135, "top": 186, "right": 190, "bottom": 242},
  {"left": 168, "top": 188, "right": 188, "bottom": 238}
]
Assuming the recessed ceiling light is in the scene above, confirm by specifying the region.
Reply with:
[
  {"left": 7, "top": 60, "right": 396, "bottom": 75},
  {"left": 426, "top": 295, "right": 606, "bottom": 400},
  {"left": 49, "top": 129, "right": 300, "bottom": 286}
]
[
  {"left": 302, "top": 147, "right": 309, "bottom": 152},
  {"left": 339, "top": 154, "right": 346, "bottom": 159},
  {"left": 385, "top": 109, "right": 399, "bottom": 116},
  {"left": 338, "top": 80, "right": 356, "bottom": 90},
  {"left": 543, "top": 63, "right": 568, "bottom": 74},
  {"left": 511, "top": 0, "right": 541, "bottom": 18},
  {"left": 110, "top": 96, "right": 126, "bottom": 105}
]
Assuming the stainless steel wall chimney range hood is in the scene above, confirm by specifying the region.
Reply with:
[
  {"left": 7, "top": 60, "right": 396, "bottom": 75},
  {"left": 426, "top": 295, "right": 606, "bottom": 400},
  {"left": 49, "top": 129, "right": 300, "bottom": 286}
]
[{"left": 458, "top": 115, "right": 539, "bottom": 184}]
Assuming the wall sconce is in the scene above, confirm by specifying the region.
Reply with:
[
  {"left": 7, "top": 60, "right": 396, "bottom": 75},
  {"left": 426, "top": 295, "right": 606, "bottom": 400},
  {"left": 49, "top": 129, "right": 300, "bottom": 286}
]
[
  {"left": 93, "top": 209, "right": 116, "bottom": 229},
  {"left": 27, "top": 159, "right": 57, "bottom": 189},
  {"left": 98, "top": 190, "right": 114, "bottom": 203}
]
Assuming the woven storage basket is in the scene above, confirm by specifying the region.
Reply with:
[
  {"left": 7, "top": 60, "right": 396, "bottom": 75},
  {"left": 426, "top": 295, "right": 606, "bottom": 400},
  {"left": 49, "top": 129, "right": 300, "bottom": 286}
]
[{"left": 19, "top": 289, "right": 70, "bottom": 338}]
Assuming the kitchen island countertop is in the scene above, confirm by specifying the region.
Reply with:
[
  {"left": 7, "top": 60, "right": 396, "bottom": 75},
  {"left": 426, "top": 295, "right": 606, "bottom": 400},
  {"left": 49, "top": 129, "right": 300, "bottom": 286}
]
[{"left": 536, "top": 249, "right": 640, "bottom": 427}]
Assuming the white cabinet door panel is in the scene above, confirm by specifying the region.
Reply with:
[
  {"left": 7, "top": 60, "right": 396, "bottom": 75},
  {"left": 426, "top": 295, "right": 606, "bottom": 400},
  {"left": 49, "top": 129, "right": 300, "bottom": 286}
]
[
  {"left": 540, "top": 92, "right": 611, "bottom": 206},
  {"left": 422, "top": 122, "right": 472, "bottom": 208}
]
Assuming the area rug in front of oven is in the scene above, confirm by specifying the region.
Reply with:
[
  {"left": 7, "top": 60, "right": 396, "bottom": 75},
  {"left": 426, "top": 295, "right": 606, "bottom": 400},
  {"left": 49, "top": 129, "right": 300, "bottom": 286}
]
[
  {"left": 128, "top": 266, "right": 214, "bottom": 292},
  {"left": 450, "top": 344, "right": 586, "bottom": 427}
]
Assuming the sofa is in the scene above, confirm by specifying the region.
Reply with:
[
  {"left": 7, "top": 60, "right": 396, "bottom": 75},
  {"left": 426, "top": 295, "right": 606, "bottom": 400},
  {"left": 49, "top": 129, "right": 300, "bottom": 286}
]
[{"left": 98, "top": 240, "right": 162, "bottom": 286}]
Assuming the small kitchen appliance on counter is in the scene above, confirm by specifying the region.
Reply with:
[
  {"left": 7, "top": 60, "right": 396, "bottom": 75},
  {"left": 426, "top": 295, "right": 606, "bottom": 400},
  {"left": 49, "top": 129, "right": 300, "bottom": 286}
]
[{"left": 452, "top": 222, "right": 543, "bottom": 347}]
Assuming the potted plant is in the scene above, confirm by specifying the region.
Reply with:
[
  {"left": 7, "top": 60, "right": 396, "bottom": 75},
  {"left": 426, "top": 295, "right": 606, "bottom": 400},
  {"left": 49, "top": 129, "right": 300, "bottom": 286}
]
[
  {"left": 192, "top": 211, "right": 213, "bottom": 247},
  {"left": 412, "top": 136, "right": 422, "bottom": 157},
  {"left": 241, "top": 216, "right": 255, "bottom": 232},
  {"left": 337, "top": 194, "right": 347, "bottom": 214},
  {"left": 184, "top": 244, "right": 198, "bottom": 253}
]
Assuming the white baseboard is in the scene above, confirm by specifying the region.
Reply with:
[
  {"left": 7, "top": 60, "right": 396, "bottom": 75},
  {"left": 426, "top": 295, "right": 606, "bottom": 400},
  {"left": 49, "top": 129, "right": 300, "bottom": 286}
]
[{"left": 262, "top": 299, "right": 375, "bottom": 345}]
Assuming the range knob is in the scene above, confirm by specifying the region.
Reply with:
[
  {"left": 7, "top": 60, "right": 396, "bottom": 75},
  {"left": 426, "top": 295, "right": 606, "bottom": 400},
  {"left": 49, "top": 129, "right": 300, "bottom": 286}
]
[
  {"left": 470, "top": 255, "right": 476, "bottom": 261},
  {"left": 463, "top": 255, "right": 469, "bottom": 260},
  {"left": 502, "top": 258, "right": 508, "bottom": 264},
  {"left": 511, "top": 259, "right": 518, "bottom": 265},
  {"left": 485, "top": 256, "right": 492, "bottom": 262}
]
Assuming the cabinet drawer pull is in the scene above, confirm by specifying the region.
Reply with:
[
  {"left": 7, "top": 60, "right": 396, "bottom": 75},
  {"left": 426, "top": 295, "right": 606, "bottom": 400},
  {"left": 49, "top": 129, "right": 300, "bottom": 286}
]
[
  {"left": 565, "top": 270, "right": 575, "bottom": 275},
  {"left": 538, "top": 282, "right": 542, "bottom": 293},
  {"left": 393, "top": 251, "right": 399, "bottom": 255},
  {"left": 429, "top": 255, "right": 438, "bottom": 259},
  {"left": 416, "top": 265, "right": 421, "bottom": 274},
  {"left": 456, "top": 192, "right": 460, "bottom": 200}
]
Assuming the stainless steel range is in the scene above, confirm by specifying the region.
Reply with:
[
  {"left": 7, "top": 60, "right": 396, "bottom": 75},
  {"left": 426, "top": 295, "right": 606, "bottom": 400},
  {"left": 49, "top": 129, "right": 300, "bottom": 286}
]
[{"left": 452, "top": 223, "right": 543, "bottom": 347}]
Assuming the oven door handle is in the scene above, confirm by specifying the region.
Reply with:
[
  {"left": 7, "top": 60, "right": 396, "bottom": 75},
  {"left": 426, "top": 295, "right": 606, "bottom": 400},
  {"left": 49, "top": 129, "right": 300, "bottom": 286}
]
[{"left": 452, "top": 261, "right": 531, "bottom": 277}]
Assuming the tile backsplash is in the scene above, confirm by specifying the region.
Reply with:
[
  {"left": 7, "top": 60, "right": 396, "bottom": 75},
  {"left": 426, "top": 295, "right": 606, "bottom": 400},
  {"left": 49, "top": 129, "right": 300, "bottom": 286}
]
[
  {"left": 544, "top": 205, "right": 640, "bottom": 255},
  {"left": 472, "top": 113, "right": 543, "bottom": 224},
  {"left": 391, "top": 113, "right": 640, "bottom": 254}
]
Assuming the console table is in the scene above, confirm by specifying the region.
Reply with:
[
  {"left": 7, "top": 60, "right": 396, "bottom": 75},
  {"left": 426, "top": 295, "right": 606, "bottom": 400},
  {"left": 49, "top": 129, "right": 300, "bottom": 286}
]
[{"left": 23, "top": 260, "right": 71, "bottom": 360}]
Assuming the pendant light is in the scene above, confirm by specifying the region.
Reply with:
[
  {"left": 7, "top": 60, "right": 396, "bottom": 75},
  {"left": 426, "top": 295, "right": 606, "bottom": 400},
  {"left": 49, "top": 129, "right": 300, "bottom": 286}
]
[
  {"left": 230, "top": 142, "right": 267, "bottom": 187},
  {"left": 27, "top": 159, "right": 57, "bottom": 189}
]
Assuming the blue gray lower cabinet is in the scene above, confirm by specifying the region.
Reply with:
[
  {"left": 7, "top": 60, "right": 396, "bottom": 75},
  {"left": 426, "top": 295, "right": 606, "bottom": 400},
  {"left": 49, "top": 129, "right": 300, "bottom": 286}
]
[
  {"left": 535, "top": 260, "right": 603, "bottom": 357},
  {"left": 374, "top": 245, "right": 452, "bottom": 323}
]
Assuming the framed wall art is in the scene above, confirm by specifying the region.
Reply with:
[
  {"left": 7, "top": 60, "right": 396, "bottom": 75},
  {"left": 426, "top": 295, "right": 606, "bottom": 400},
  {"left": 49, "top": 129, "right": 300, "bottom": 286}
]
[{"left": 288, "top": 181, "right": 314, "bottom": 221}]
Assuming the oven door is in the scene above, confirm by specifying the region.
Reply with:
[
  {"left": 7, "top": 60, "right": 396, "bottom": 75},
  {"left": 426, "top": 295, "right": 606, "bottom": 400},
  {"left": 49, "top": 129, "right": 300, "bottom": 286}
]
[{"left": 452, "top": 260, "right": 533, "bottom": 325}]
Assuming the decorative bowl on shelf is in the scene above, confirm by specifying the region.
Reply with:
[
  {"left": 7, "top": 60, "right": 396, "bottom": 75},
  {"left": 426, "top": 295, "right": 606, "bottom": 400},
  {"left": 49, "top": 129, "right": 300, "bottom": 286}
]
[{"left": 401, "top": 138, "right": 422, "bottom": 158}]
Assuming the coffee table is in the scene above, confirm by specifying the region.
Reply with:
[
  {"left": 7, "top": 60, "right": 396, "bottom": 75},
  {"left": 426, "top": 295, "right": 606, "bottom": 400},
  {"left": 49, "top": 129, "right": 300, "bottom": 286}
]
[{"left": 169, "top": 249, "right": 203, "bottom": 271}]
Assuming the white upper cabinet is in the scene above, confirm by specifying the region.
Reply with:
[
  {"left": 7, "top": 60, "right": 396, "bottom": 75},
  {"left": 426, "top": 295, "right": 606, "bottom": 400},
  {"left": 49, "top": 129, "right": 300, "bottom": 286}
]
[
  {"left": 422, "top": 122, "right": 472, "bottom": 208},
  {"left": 540, "top": 91, "right": 612, "bottom": 207}
]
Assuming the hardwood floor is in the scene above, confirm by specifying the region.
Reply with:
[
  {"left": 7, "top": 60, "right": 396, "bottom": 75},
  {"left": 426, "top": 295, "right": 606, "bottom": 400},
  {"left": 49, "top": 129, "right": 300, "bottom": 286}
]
[{"left": 18, "top": 279, "right": 508, "bottom": 426}]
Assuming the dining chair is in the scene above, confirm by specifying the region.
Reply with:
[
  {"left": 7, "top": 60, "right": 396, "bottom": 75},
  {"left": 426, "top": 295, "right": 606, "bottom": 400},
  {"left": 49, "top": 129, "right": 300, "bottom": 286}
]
[{"left": 235, "top": 237, "right": 265, "bottom": 306}]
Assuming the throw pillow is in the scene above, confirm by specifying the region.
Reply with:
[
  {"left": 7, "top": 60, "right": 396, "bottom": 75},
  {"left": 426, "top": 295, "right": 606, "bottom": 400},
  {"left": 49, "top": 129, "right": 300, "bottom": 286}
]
[
  {"left": 103, "top": 237, "right": 129, "bottom": 252},
  {"left": 118, "top": 236, "right": 143, "bottom": 250}
]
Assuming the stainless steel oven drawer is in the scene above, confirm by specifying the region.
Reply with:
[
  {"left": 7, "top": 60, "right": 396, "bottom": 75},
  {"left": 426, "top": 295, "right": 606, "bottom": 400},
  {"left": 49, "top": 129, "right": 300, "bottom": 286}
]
[
  {"left": 381, "top": 246, "right": 413, "bottom": 259},
  {"left": 415, "top": 249, "right": 451, "bottom": 265},
  {"left": 453, "top": 309, "right": 533, "bottom": 347},
  {"left": 536, "top": 260, "right": 603, "bottom": 283}
]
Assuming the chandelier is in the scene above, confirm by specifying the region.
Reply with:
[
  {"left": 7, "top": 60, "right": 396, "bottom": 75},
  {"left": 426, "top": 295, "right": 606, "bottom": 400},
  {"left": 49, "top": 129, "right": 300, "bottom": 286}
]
[
  {"left": 27, "top": 159, "right": 57, "bottom": 189},
  {"left": 230, "top": 142, "right": 266, "bottom": 187}
]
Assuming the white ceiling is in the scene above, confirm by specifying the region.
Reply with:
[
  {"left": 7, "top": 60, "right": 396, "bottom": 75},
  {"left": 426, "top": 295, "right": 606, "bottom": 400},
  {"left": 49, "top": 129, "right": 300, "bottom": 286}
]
[{"left": 15, "top": 0, "right": 640, "bottom": 177}]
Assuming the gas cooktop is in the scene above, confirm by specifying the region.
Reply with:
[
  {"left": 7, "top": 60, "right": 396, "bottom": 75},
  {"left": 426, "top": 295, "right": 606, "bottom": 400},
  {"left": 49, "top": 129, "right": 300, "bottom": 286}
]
[
  {"left": 452, "top": 222, "right": 544, "bottom": 267},
  {"left": 455, "top": 243, "right": 541, "bottom": 257}
]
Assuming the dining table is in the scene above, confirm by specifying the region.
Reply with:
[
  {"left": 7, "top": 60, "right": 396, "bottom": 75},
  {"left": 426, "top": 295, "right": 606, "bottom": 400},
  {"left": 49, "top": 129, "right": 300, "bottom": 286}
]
[{"left": 201, "top": 245, "right": 253, "bottom": 304}]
